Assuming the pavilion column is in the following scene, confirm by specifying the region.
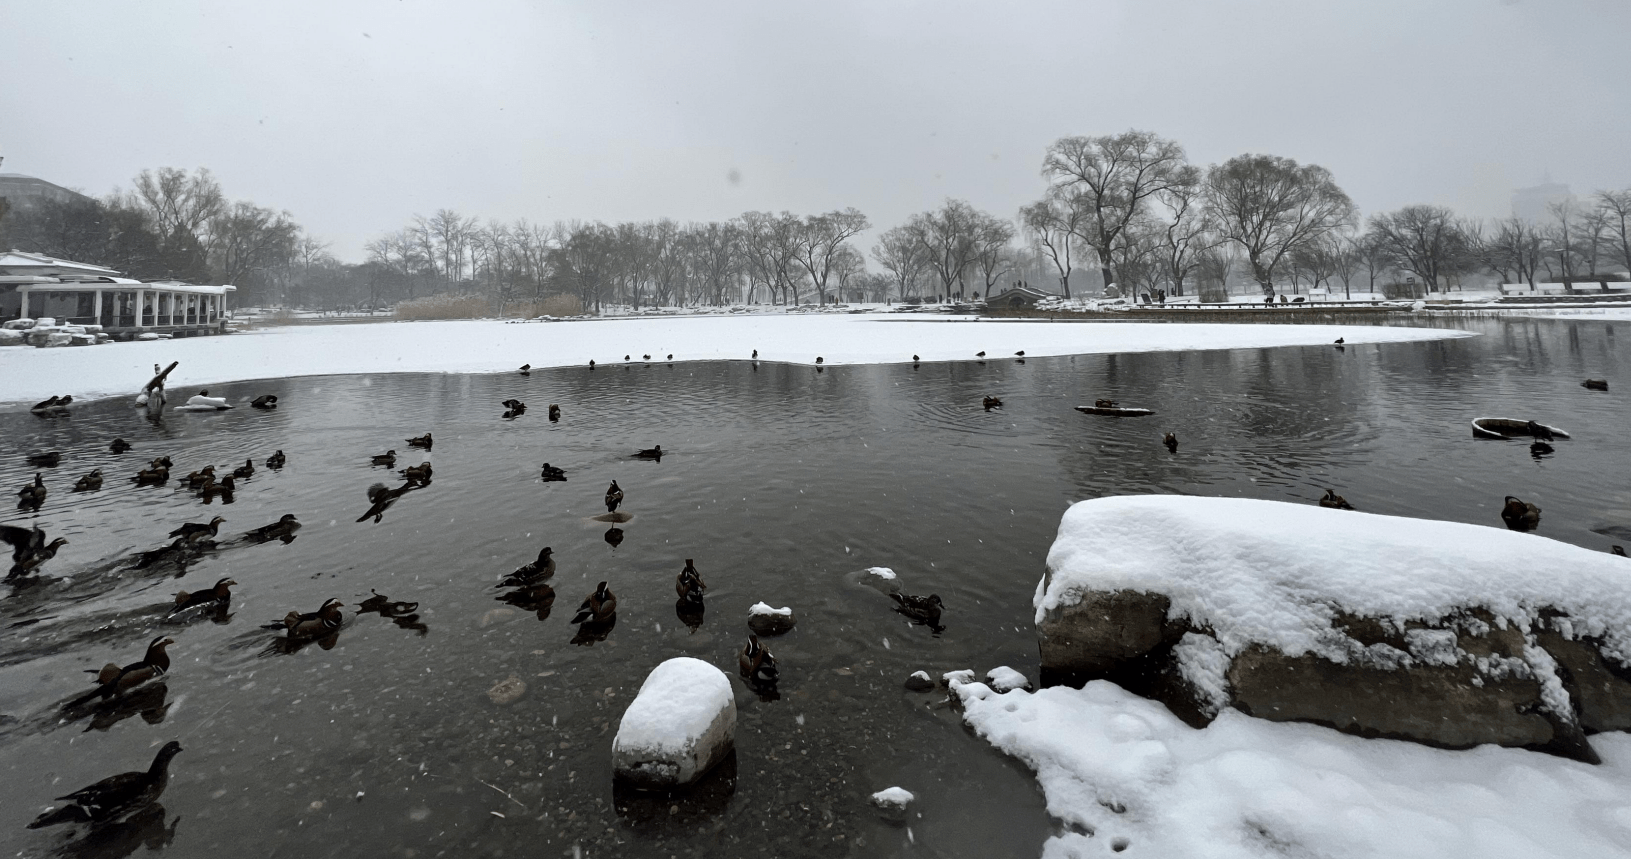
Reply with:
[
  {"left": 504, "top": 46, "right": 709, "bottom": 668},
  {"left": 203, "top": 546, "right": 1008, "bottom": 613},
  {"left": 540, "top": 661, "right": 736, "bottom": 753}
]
[
  {"left": 93, "top": 290, "right": 103, "bottom": 322},
  {"left": 18, "top": 288, "right": 29, "bottom": 319},
  {"left": 136, "top": 289, "right": 147, "bottom": 328}
]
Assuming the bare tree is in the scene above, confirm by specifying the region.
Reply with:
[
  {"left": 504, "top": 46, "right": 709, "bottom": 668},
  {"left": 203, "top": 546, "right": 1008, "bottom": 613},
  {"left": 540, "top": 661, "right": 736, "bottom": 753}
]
[
  {"left": 871, "top": 224, "right": 930, "bottom": 300},
  {"left": 736, "top": 211, "right": 803, "bottom": 305},
  {"left": 1596, "top": 189, "right": 1631, "bottom": 275},
  {"left": 909, "top": 199, "right": 983, "bottom": 300},
  {"left": 971, "top": 212, "right": 1016, "bottom": 297},
  {"left": 1041, "top": 130, "right": 1197, "bottom": 291},
  {"left": 1205, "top": 153, "right": 1356, "bottom": 297},
  {"left": 1364, "top": 205, "right": 1474, "bottom": 293},
  {"left": 129, "top": 167, "right": 224, "bottom": 245},
  {"left": 1150, "top": 176, "right": 1219, "bottom": 297},
  {"left": 1019, "top": 192, "right": 1087, "bottom": 298},
  {"left": 793, "top": 208, "right": 870, "bottom": 305},
  {"left": 1479, "top": 217, "right": 1544, "bottom": 287},
  {"left": 209, "top": 200, "right": 299, "bottom": 289}
]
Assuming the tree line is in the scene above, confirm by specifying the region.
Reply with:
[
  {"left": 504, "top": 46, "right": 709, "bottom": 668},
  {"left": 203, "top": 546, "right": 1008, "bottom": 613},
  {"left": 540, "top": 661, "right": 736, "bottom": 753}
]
[{"left": 4, "top": 139, "right": 1629, "bottom": 311}]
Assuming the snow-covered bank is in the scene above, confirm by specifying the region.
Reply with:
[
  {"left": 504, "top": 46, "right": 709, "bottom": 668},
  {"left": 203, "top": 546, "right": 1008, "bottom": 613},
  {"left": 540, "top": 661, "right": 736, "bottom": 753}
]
[
  {"left": 954, "top": 678, "right": 1631, "bottom": 859},
  {"left": 0, "top": 314, "right": 1471, "bottom": 406}
]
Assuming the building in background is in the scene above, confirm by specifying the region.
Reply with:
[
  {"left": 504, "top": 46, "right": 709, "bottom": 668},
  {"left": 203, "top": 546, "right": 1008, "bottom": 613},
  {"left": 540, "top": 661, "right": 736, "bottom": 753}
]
[{"left": 1511, "top": 181, "right": 1573, "bottom": 223}]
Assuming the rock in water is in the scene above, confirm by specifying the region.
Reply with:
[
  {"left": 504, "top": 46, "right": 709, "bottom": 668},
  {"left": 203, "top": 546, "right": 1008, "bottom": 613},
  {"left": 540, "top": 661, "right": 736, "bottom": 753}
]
[
  {"left": 904, "top": 671, "right": 936, "bottom": 692},
  {"left": 870, "top": 786, "right": 914, "bottom": 819},
  {"left": 613, "top": 657, "right": 735, "bottom": 789},
  {"left": 746, "top": 602, "right": 796, "bottom": 635},
  {"left": 986, "top": 666, "right": 1031, "bottom": 692},
  {"left": 487, "top": 674, "right": 526, "bottom": 705}
]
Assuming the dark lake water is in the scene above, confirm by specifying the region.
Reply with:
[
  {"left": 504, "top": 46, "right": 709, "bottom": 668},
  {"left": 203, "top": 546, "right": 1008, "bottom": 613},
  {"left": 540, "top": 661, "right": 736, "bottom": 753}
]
[{"left": 1, "top": 316, "right": 1626, "bottom": 859}]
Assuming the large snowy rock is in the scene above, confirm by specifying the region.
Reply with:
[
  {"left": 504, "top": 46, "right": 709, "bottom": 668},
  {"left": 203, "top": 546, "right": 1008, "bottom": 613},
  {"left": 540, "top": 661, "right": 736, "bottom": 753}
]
[
  {"left": 612, "top": 657, "right": 736, "bottom": 789},
  {"left": 1035, "top": 496, "right": 1631, "bottom": 762}
]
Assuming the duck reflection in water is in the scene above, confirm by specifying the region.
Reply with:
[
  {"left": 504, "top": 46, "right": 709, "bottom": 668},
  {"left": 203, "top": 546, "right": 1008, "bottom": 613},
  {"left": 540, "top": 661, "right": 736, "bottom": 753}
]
[
  {"left": 357, "top": 480, "right": 422, "bottom": 524},
  {"left": 54, "top": 803, "right": 179, "bottom": 859},
  {"left": 497, "top": 582, "right": 556, "bottom": 621},
  {"left": 675, "top": 598, "right": 705, "bottom": 632},
  {"left": 604, "top": 526, "right": 625, "bottom": 548},
  {"left": 613, "top": 750, "right": 737, "bottom": 827},
  {"left": 357, "top": 589, "right": 429, "bottom": 636},
  {"left": 131, "top": 540, "right": 217, "bottom": 577},
  {"left": 571, "top": 614, "right": 616, "bottom": 645},
  {"left": 82, "top": 682, "right": 172, "bottom": 733}
]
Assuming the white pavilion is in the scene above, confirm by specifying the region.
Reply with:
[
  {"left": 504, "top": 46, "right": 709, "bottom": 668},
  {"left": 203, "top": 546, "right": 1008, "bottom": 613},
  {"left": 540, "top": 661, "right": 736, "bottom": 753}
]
[{"left": 0, "top": 250, "right": 235, "bottom": 336}]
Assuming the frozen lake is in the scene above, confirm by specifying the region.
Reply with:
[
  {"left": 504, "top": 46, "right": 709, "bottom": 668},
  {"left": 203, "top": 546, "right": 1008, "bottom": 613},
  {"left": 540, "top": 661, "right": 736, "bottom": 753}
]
[{"left": 1, "top": 315, "right": 1626, "bottom": 858}]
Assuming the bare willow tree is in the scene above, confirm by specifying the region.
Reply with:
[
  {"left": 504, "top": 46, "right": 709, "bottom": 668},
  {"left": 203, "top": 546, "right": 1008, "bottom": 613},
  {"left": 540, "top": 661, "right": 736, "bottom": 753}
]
[
  {"left": 1019, "top": 192, "right": 1086, "bottom": 297},
  {"left": 908, "top": 199, "right": 981, "bottom": 299},
  {"left": 1596, "top": 189, "right": 1631, "bottom": 275},
  {"left": 1364, "top": 205, "right": 1474, "bottom": 292},
  {"left": 971, "top": 212, "right": 1016, "bottom": 296},
  {"left": 736, "top": 211, "right": 803, "bottom": 304},
  {"left": 1041, "top": 130, "right": 1197, "bottom": 291},
  {"left": 871, "top": 224, "right": 930, "bottom": 300},
  {"left": 1206, "top": 154, "right": 1355, "bottom": 297},
  {"left": 792, "top": 208, "right": 870, "bottom": 305},
  {"left": 1150, "top": 176, "right": 1218, "bottom": 297}
]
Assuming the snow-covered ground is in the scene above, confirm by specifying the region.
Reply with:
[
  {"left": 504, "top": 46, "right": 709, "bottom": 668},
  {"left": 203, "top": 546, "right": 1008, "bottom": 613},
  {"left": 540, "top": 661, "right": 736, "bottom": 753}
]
[
  {"left": 0, "top": 313, "right": 1471, "bottom": 406},
  {"left": 954, "top": 678, "right": 1631, "bottom": 859}
]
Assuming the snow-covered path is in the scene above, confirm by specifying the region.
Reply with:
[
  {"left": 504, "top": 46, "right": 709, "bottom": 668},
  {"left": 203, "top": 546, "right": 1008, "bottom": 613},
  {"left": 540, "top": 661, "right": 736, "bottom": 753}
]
[{"left": 0, "top": 313, "right": 1473, "bottom": 406}]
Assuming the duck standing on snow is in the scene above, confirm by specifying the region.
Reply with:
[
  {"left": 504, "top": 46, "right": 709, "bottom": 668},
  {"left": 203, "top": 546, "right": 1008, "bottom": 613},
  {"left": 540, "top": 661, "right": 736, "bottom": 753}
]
[
  {"left": 68, "top": 636, "right": 174, "bottom": 706},
  {"left": 406, "top": 433, "right": 433, "bottom": 451},
  {"left": 30, "top": 395, "right": 62, "bottom": 413},
  {"left": 1163, "top": 433, "right": 1179, "bottom": 453},
  {"left": 27, "top": 741, "right": 183, "bottom": 829},
  {"left": 1319, "top": 489, "right": 1354, "bottom": 510},
  {"left": 540, "top": 462, "right": 567, "bottom": 482},
  {"left": 738, "top": 634, "right": 778, "bottom": 684},
  {"left": 1501, "top": 496, "right": 1541, "bottom": 532},
  {"left": 605, "top": 480, "right": 624, "bottom": 513},
  {"left": 634, "top": 445, "right": 662, "bottom": 460},
  {"left": 244, "top": 514, "right": 301, "bottom": 543},
  {"left": 251, "top": 395, "right": 279, "bottom": 410},
  {"left": 570, "top": 581, "right": 617, "bottom": 624},
  {"left": 18, "top": 473, "right": 47, "bottom": 510},
  {"left": 2, "top": 524, "right": 67, "bottom": 577},
  {"left": 73, "top": 469, "right": 104, "bottom": 492},
  {"left": 890, "top": 592, "right": 944, "bottom": 626},
  {"left": 170, "top": 577, "right": 236, "bottom": 617},
  {"left": 266, "top": 449, "right": 286, "bottom": 469}
]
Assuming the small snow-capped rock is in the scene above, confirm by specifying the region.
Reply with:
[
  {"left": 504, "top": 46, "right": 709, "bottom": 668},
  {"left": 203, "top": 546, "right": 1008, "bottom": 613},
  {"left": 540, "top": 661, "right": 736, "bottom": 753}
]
[
  {"left": 866, "top": 567, "right": 897, "bottom": 580},
  {"left": 904, "top": 671, "right": 935, "bottom": 692},
  {"left": 871, "top": 786, "right": 914, "bottom": 812},
  {"left": 613, "top": 657, "right": 736, "bottom": 789},
  {"left": 986, "top": 666, "right": 1031, "bottom": 692},
  {"left": 487, "top": 674, "right": 526, "bottom": 705},
  {"left": 747, "top": 602, "right": 796, "bottom": 636},
  {"left": 943, "top": 669, "right": 976, "bottom": 687}
]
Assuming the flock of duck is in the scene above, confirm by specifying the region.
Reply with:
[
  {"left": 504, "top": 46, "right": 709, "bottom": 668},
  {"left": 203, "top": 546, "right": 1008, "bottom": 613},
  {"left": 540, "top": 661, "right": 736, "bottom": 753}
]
[{"left": 6, "top": 345, "right": 1616, "bottom": 833}]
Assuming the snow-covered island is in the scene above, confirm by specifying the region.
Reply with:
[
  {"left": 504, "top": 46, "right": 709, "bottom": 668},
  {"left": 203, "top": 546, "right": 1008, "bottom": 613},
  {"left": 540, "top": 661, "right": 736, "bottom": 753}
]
[{"left": 0, "top": 313, "right": 1472, "bottom": 407}]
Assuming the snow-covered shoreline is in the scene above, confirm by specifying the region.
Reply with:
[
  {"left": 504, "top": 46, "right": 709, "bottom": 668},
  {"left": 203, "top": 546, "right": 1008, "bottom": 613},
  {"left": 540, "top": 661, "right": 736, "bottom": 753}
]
[{"left": 0, "top": 314, "right": 1472, "bottom": 407}]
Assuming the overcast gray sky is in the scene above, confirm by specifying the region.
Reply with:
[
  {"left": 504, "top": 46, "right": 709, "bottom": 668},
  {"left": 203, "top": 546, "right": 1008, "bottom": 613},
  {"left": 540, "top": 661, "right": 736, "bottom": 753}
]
[{"left": 2, "top": 0, "right": 1626, "bottom": 260}]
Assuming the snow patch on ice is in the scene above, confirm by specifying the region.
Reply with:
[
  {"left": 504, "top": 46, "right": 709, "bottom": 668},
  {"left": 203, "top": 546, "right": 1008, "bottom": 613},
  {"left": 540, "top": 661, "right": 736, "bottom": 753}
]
[{"left": 957, "top": 679, "right": 1631, "bottom": 859}]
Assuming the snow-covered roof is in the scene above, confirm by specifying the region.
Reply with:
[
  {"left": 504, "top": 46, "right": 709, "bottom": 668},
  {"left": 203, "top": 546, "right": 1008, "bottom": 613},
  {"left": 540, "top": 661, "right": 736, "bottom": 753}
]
[
  {"left": 0, "top": 249, "right": 121, "bottom": 276},
  {"left": 13, "top": 279, "right": 235, "bottom": 294}
]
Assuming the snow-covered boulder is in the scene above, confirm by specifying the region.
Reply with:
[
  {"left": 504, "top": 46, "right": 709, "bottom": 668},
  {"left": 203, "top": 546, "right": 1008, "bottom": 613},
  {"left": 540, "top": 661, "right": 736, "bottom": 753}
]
[
  {"left": 0, "top": 329, "right": 22, "bottom": 346},
  {"left": 613, "top": 657, "right": 736, "bottom": 789},
  {"left": 904, "top": 670, "right": 936, "bottom": 692},
  {"left": 986, "top": 666, "right": 1031, "bottom": 692},
  {"left": 2, "top": 318, "right": 35, "bottom": 330},
  {"left": 1036, "top": 495, "right": 1631, "bottom": 762},
  {"left": 746, "top": 602, "right": 796, "bottom": 635}
]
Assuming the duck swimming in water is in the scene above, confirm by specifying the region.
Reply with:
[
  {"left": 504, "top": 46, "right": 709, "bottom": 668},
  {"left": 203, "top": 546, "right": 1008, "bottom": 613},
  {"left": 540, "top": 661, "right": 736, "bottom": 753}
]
[
  {"left": 634, "top": 445, "right": 662, "bottom": 460},
  {"left": 170, "top": 577, "right": 236, "bottom": 617},
  {"left": 370, "top": 450, "right": 397, "bottom": 467},
  {"left": 738, "top": 634, "right": 778, "bottom": 684},
  {"left": 1583, "top": 379, "right": 1608, "bottom": 391},
  {"left": 519, "top": 363, "right": 531, "bottom": 376},
  {"left": 399, "top": 462, "right": 433, "bottom": 486},
  {"left": 406, "top": 433, "right": 433, "bottom": 450},
  {"left": 1525, "top": 421, "right": 1555, "bottom": 442},
  {"left": 605, "top": 480, "right": 624, "bottom": 513},
  {"left": 244, "top": 514, "right": 301, "bottom": 543},
  {"left": 110, "top": 438, "right": 132, "bottom": 454},
  {"left": 982, "top": 396, "right": 1003, "bottom": 411},
  {"left": 1319, "top": 489, "right": 1354, "bottom": 510},
  {"left": 251, "top": 394, "right": 278, "bottom": 410},
  {"left": 1501, "top": 496, "right": 1541, "bottom": 532},
  {"left": 2, "top": 524, "right": 67, "bottom": 578},
  {"left": 266, "top": 449, "right": 286, "bottom": 469},
  {"left": 27, "top": 741, "right": 183, "bottom": 829},
  {"left": 1093, "top": 399, "right": 1118, "bottom": 409},
  {"left": 890, "top": 592, "right": 944, "bottom": 626},
  {"left": 233, "top": 459, "right": 255, "bottom": 479},
  {"left": 73, "top": 469, "right": 104, "bottom": 492},
  {"left": 27, "top": 451, "right": 61, "bottom": 468},
  {"left": 170, "top": 516, "right": 228, "bottom": 544},
  {"left": 1163, "top": 433, "right": 1179, "bottom": 453},
  {"left": 183, "top": 466, "right": 216, "bottom": 491},
  {"left": 570, "top": 581, "right": 617, "bottom": 624},
  {"left": 18, "top": 473, "right": 47, "bottom": 510},
  {"left": 265, "top": 598, "right": 345, "bottom": 639},
  {"left": 502, "top": 547, "right": 555, "bottom": 585},
  {"left": 132, "top": 460, "right": 170, "bottom": 486},
  {"left": 540, "top": 462, "right": 567, "bottom": 482},
  {"left": 69, "top": 636, "right": 174, "bottom": 707},
  {"left": 548, "top": 404, "right": 561, "bottom": 421},
  {"left": 676, "top": 559, "right": 706, "bottom": 606},
  {"left": 199, "top": 475, "right": 235, "bottom": 502}
]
